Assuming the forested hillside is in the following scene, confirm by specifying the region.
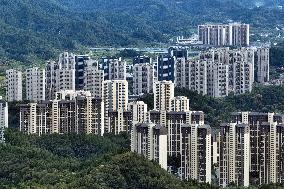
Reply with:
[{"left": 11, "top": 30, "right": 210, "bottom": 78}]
[
  {"left": 1, "top": 0, "right": 284, "bottom": 64},
  {"left": 0, "top": 129, "right": 216, "bottom": 188}
]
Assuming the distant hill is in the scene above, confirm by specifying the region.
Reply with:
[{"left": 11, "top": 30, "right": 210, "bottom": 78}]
[{"left": 0, "top": 0, "right": 284, "bottom": 63}]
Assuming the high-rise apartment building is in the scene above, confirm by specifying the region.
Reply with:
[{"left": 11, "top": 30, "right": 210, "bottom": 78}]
[
  {"left": 170, "top": 96, "right": 190, "bottom": 112},
  {"left": 100, "top": 57, "right": 126, "bottom": 80},
  {"left": 108, "top": 110, "right": 132, "bottom": 134},
  {"left": 175, "top": 58, "right": 208, "bottom": 95},
  {"left": 128, "top": 101, "right": 148, "bottom": 124},
  {"left": 167, "top": 111, "right": 205, "bottom": 156},
  {"left": 133, "top": 63, "right": 155, "bottom": 95},
  {"left": 219, "top": 123, "right": 250, "bottom": 187},
  {"left": 229, "top": 112, "right": 284, "bottom": 185},
  {"left": 157, "top": 55, "right": 176, "bottom": 82},
  {"left": 20, "top": 90, "right": 104, "bottom": 136},
  {"left": 180, "top": 124, "right": 211, "bottom": 183},
  {"left": 75, "top": 54, "right": 92, "bottom": 90},
  {"left": 198, "top": 23, "right": 250, "bottom": 47},
  {"left": 0, "top": 97, "right": 8, "bottom": 143},
  {"left": 153, "top": 81, "right": 174, "bottom": 111},
  {"left": 131, "top": 122, "right": 168, "bottom": 170},
  {"left": 6, "top": 69, "right": 22, "bottom": 102},
  {"left": 256, "top": 47, "right": 270, "bottom": 83},
  {"left": 229, "top": 48, "right": 254, "bottom": 94},
  {"left": 25, "top": 67, "right": 46, "bottom": 101},
  {"left": 207, "top": 62, "right": 229, "bottom": 97},
  {"left": 84, "top": 62, "right": 104, "bottom": 98},
  {"left": 102, "top": 80, "right": 128, "bottom": 133},
  {"left": 45, "top": 53, "right": 76, "bottom": 100},
  {"left": 175, "top": 47, "right": 255, "bottom": 97}
]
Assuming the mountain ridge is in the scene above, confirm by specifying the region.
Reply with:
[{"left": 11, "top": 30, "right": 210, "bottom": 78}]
[{"left": 0, "top": 0, "right": 283, "bottom": 64}]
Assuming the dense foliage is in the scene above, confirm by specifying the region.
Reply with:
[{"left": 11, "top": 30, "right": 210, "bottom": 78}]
[
  {"left": 0, "top": 129, "right": 218, "bottom": 188},
  {"left": 1, "top": 0, "right": 284, "bottom": 64},
  {"left": 140, "top": 85, "right": 284, "bottom": 127},
  {"left": 271, "top": 42, "right": 284, "bottom": 67}
]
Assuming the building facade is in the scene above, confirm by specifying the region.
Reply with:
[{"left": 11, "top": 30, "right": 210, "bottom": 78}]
[
  {"left": 0, "top": 97, "right": 8, "bottom": 143},
  {"left": 153, "top": 81, "right": 174, "bottom": 111},
  {"left": 180, "top": 124, "right": 212, "bottom": 183},
  {"left": 131, "top": 122, "right": 168, "bottom": 170},
  {"left": 20, "top": 91, "right": 104, "bottom": 136},
  {"left": 133, "top": 63, "right": 155, "bottom": 95},
  {"left": 128, "top": 101, "right": 148, "bottom": 125},
  {"left": 157, "top": 55, "right": 176, "bottom": 82},
  {"left": 102, "top": 80, "right": 128, "bottom": 133},
  {"left": 6, "top": 69, "right": 22, "bottom": 102},
  {"left": 84, "top": 63, "right": 104, "bottom": 98},
  {"left": 198, "top": 23, "right": 250, "bottom": 47},
  {"left": 256, "top": 48, "right": 270, "bottom": 83},
  {"left": 25, "top": 67, "right": 46, "bottom": 101},
  {"left": 219, "top": 123, "right": 250, "bottom": 187},
  {"left": 45, "top": 53, "right": 76, "bottom": 100}
]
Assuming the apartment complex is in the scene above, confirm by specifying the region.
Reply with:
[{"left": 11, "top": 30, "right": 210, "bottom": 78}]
[
  {"left": 6, "top": 69, "right": 22, "bottom": 102},
  {"left": 45, "top": 53, "right": 76, "bottom": 100},
  {"left": 219, "top": 123, "right": 250, "bottom": 187},
  {"left": 153, "top": 80, "right": 174, "bottom": 111},
  {"left": 180, "top": 124, "right": 211, "bottom": 183},
  {"left": 25, "top": 67, "right": 46, "bottom": 101},
  {"left": 0, "top": 97, "right": 8, "bottom": 143},
  {"left": 20, "top": 90, "right": 104, "bottom": 136},
  {"left": 102, "top": 80, "right": 128, "bottom": 133},
  {"left": 198, "top": 23, "right": 250, "bottom": 46},
  {"left": 84, "top": 62, "right": 104, "bottom": 98},
  {"left": 175, "top": 48, "right": 255, "bottom": 97},
  {"left": 255, "top": 47, "right": 270, "bottom": 83},
  {"left": 128, "top": 101, "right": 148, "bottom": 124},
  {"left": 218, "top": 112, "right": 284, "bottom": 186},
  {"left": 100, "top": 57, "right": 126, "bottom": 80},
  {"left": 157, "top": 55, "right": 176, "bottom": 82},
  {"left": 133, "top": 63, "right": 155, "bottom": 95},
  {"left": 131, "top": 122, "right": 168, "bottom": 170}
]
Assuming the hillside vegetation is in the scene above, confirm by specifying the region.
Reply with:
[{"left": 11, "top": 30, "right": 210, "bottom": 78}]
[
  {"left": 0, "top": 129, "right": 217, "bottom": 189},
  {"left": 1, "top": 0, "right": 284, "bottom": 64}
]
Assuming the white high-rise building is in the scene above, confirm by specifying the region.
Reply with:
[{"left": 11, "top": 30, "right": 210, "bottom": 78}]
[
  {"left": 128, "top": 101, "right": 148, "bottom": 124},
  {"left": 6, "top": 69, "right": 22, "bottom": 102},
  {"left": 100, "top": 57, "right": 127, "bottom": 80},
  {"left": 175, "top": 58, "right": 208, "bottom": 95},
  {"left": 207, "top": 62, "right": 229, "bottom": 98},
  {"left": 0, "top": 97, "right": 8, "bottom": 143},
  {"left": 180, "top": 124, "right": 211, "bottom": 183},
  {"left": 84, "top": 63, "right": 104, "bottom": 98},
  {"left": 219, "top": 123, "right": 250, "bottom": 187},
  {"left": 153, "top": 81, "right": 174, "bottom": 111},
  {"left": 229, "top": 48, "right": 254, "bottom": 94},
  {"left": 131, "top": 122, "right": 168, "bottom": 170},
  {"left": 256, "top": 47, "right": 270, "bottom": 83},
  {"left": 102, "top": 80, "right": 128, "bottom": 133},
  {"left": 20, "top": 91, "right": 104, "bottom": 136},
  {"left": 170, "top": 96, "right": 190, "bottom": 112},
  {"left": 133, "top": 63, "right": 155, "bottom": 95},
  {"left": 45, "top": 53, "right": 76, "bottom": 100},
  {"left": 198, "top": 23, "right": 250, "bottom": 47},
  {"left": 25, "top": 67, "right": 46, "bottom": 101}
]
